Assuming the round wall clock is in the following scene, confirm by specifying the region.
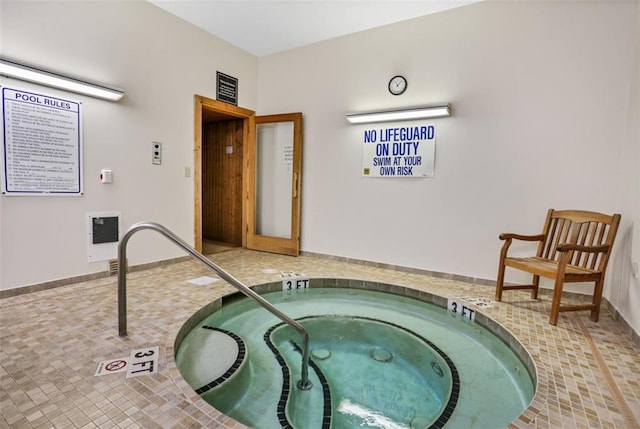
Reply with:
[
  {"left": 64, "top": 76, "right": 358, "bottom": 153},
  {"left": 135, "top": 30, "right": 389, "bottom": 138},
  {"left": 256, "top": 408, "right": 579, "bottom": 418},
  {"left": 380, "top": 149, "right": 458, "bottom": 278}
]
[{"left": 388, "top": 75, "right": 407, "bottom": 95}]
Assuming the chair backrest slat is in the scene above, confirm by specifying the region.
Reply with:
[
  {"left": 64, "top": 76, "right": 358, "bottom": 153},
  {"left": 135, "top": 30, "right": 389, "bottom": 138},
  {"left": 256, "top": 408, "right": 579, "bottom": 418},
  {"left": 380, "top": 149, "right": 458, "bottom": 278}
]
[
  {"left": 584, "top": 222, "right": 598, "bottom": 268},
  {"left": 554, "top": 219, "right": 571, "bottom": 259},
  {"left": 541, "top": 215, "right": 559, "bottom": 259},
  {"left": 571, "top": 222, "right": 587, "bottom": 266}
]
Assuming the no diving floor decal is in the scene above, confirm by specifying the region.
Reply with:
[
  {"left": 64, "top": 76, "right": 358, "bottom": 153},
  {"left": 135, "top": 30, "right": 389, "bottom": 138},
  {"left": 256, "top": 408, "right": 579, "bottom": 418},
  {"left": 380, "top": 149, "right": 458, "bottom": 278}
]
[{"left": 95, "top": 346, "right": 159, "bottom": 378}]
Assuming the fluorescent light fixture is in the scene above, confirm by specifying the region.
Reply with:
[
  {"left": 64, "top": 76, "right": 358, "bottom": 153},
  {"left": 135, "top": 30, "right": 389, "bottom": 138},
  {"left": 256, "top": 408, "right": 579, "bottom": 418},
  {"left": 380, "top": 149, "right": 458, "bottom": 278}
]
[
  {"left": 346, "top": 104, "right": 451, "bottom": 124},
  {"left": 0, "top": 57, "right": 124, "bottom": 102}
]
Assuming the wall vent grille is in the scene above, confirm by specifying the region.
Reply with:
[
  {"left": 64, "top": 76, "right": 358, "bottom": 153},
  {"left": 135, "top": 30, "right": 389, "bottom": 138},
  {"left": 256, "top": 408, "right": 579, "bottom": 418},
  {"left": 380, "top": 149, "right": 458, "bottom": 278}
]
[{"left": 108, "top": 259, "right": 119, "bottom": 276}]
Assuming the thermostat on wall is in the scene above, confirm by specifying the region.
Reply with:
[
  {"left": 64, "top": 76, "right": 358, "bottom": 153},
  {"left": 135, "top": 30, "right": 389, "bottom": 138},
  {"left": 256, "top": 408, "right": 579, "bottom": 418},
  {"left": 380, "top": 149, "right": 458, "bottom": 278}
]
[{"left": 100, "top": 169, "right": 112, "bottom": 183}]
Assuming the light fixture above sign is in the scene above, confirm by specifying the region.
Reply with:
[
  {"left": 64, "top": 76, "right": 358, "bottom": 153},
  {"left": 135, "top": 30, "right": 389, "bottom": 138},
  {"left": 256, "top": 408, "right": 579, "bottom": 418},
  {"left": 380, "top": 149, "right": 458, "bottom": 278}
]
[
  {"left": 0, "top": 57, "right": 124, "bottom": 102},
  {"left": 345, "top": 104, "right": 451, "bottom": 124}
]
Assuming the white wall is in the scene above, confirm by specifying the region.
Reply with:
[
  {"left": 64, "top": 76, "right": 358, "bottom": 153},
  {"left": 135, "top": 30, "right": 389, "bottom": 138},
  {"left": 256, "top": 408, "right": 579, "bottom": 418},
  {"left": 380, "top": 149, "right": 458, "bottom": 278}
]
[
  {"left": 257, "top": 2, "right": 639, "bottom": 331},
  {"left": 0, "top": 0, "right": 257, "bottom": 290},
  {"left": 607, "top": 3, "right": 640, "bottom": 333},
  {"left": 1, "top": 1, "right": 638, "bottom": 335}
]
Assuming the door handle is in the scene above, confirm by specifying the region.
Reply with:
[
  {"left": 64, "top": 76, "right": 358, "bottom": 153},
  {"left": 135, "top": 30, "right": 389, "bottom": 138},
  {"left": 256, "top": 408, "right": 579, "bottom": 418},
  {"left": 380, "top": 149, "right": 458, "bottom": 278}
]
[{"left": 293, "top": 172, "right": 298, "bottom": 199}]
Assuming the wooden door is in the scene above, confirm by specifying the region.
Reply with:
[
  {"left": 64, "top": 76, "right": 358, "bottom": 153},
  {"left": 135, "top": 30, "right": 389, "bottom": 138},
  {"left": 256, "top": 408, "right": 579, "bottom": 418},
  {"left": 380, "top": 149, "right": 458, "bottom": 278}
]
[{"left": 245, "top": 113, "right": 303, "bottom": 256}]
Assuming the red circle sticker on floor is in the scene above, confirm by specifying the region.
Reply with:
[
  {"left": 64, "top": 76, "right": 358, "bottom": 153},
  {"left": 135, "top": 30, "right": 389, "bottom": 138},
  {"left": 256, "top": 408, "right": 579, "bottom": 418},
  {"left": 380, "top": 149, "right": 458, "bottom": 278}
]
[
  {"left": 95, "top": 357, "right": 129, "bottom": 376},
  {"left": 105, "top": 360, "right": 127, "bottom": 371}
]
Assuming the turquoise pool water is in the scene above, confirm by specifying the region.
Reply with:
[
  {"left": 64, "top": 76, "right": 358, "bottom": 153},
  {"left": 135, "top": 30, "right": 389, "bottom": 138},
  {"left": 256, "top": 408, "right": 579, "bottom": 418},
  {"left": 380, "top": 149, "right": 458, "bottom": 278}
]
[
  {"left": 176, "top": 285, "right": 535, "bottom": 428},
  {"left": 271, "top": 316, "right": 457, "bottom": 428}
]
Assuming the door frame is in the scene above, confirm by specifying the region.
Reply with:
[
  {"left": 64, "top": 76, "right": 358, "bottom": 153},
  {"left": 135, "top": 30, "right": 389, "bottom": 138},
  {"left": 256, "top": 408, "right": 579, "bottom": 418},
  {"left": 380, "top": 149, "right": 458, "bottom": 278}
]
[{"left": 194, "top": 95, "right": 254, "bottom": 253}]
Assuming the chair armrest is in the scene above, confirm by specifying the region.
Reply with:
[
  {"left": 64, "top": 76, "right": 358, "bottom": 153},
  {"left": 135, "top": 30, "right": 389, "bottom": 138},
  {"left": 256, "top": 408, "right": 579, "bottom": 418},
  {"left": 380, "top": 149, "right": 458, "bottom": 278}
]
[
  {"left": 556, "top": 243, "right": 610, "bottom": 254},
  {"left": 498, "top": 232, "right": 546, "bottom": 262},
  {"left": 499, "top": 233, "right": 546, "bottom": 242}
]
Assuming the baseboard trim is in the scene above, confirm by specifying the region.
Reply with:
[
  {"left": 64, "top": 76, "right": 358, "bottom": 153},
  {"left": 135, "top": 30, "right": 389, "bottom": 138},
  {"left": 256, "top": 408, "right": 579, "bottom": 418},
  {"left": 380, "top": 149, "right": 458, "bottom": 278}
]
[
  {"left": 0, "top": 255, "right": 190, "bottom": 299},
  {"left": 603, "top": 299, "right": 640, "bottom": 347},
  {"left": 299, "top": 250, "right": 496, "bottom": 286}
]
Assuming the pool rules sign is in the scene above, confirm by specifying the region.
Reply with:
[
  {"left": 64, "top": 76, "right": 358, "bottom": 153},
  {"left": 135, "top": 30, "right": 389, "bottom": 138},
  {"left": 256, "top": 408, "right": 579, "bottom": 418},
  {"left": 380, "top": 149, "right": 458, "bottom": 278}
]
[
  {"left": 361, "top": 124, "right": 436, "bottom": 178},
  {"left": 1, "top": 87, "right": 83, "bottom": 195}
]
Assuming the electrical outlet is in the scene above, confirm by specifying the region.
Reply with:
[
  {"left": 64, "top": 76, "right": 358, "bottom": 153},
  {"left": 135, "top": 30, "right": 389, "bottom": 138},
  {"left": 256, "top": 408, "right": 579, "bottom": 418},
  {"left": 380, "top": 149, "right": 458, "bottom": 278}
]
[{"left": 152, "top": 142, "right": 162, "bottom": 165}]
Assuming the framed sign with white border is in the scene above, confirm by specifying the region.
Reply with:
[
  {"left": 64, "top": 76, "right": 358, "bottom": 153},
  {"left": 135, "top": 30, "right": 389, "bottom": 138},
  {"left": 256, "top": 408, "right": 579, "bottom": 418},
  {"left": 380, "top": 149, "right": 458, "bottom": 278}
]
[{"left": 1, "top": 86, "right": 83, "bottom": 196}]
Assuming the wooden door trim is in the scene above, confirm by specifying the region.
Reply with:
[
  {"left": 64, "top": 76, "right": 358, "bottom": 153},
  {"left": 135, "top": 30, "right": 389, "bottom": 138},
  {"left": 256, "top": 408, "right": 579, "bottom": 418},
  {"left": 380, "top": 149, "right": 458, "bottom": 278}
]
[{"left": 194, "top": 95, "right": 254, "bottom": 253}]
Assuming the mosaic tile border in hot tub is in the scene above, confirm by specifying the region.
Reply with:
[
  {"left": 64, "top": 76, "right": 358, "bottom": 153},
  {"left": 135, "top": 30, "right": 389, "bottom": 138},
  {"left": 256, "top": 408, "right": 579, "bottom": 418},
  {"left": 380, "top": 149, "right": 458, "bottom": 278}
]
[{"left": 194, "top": 326, "right": 246, "bottom": 395}]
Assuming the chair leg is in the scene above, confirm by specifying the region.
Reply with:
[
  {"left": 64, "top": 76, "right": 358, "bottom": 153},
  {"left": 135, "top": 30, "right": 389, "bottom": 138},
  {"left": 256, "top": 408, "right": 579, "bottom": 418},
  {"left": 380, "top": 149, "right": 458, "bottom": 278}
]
[
  {"left": 549, "top": 276, "right": 565, "bottom": 326},
  {"left": 591, "top": 278, "right": 604, "bottom": 322},
  {"left": 531, "top": 274, "right": 540, "bottom": 299},
  {"left": 496, "top": 262, "right": 506, "bottom": 301},
  {"left": 496, "top": 240, "right": 512, "bottom": 301}
]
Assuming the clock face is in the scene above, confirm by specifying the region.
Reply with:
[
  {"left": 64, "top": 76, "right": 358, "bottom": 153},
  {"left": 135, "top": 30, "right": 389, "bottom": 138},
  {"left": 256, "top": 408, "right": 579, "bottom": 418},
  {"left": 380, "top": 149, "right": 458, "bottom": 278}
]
[{"left": 388, "top": 75, "right": 407, "bottom": 95}]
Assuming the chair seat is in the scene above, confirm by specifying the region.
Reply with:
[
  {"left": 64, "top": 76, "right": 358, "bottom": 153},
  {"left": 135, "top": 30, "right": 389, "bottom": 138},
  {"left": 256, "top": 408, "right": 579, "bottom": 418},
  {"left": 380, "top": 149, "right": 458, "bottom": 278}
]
[{"left": 504, "top": 256, "right": 601, "bottom": 281}]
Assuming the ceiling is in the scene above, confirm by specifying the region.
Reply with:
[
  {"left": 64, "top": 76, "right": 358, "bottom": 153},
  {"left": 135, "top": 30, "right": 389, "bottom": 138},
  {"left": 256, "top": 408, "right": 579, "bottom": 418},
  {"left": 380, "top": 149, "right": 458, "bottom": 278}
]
[{"left": 148, "top": 1, "right": 481, "bottom": 57}]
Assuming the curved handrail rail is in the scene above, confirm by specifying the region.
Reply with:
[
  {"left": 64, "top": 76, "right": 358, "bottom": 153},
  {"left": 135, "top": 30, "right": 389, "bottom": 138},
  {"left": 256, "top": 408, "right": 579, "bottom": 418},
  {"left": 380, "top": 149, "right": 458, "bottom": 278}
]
[{"left": 117, "top": 221, "right": 312, "bottom": 390}]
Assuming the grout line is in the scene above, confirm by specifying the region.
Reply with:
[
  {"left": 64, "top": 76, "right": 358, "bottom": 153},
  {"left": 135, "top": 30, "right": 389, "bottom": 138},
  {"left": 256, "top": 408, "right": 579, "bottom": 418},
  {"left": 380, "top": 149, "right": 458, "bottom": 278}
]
[{"left": 576, "top": 316, "right": 640, "bottom": 428}]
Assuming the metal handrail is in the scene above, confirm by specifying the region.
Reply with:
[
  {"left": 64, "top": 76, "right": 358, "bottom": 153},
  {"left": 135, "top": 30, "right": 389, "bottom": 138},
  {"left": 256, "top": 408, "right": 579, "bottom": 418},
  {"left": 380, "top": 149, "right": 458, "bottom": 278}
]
[{"left": 117, "top": 221, "right": 312, "bottom": 390}]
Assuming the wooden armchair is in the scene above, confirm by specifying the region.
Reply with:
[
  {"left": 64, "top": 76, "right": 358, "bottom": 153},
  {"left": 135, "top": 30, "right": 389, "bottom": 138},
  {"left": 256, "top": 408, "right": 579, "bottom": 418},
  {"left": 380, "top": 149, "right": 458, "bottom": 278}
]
[{"left": 495, "top": 209, "right": 621, "bottom": 325}]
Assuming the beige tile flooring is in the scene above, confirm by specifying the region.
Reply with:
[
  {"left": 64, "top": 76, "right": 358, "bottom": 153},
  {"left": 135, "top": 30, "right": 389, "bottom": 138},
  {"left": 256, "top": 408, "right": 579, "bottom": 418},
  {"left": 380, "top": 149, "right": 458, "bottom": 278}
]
[{"left": 1, "top": 249, "right": 639, "bottom": 428}]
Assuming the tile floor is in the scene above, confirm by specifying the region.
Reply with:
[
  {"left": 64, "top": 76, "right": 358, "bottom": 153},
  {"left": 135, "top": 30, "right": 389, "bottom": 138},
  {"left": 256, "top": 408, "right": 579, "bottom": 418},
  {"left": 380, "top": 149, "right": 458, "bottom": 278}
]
[{"left": 1, "top": 249, "right": 639, "bottom": 428}]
